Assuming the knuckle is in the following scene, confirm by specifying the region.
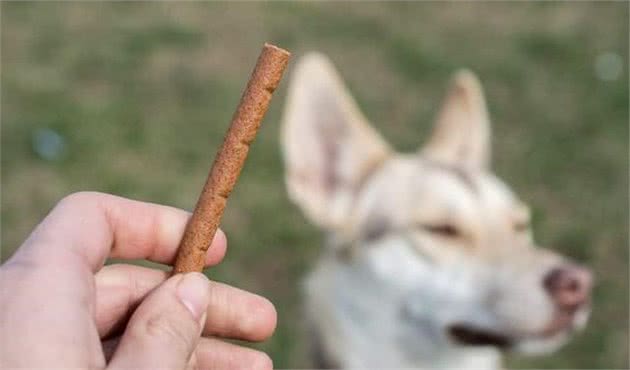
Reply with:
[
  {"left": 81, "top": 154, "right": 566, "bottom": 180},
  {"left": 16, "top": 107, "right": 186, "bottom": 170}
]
[
  {"left": 135, "top": 311, "right": 196, "bottom": 351},
  {"left": 56, "top": 191, "right": 105, "bottom": 212},
  {"left": 59, "top": 191, "right": 100, "bottom": 205}
]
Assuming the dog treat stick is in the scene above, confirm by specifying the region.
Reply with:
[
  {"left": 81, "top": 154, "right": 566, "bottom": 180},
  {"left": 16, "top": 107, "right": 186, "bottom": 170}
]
[{"left": 173, "top": 43, "right": 290, "bottom": 274}]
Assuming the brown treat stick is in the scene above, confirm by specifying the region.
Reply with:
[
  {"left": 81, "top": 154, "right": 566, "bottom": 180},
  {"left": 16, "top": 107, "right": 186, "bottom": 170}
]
[{"left": 172, "top": 43, "right": 290, "bottom": 274}]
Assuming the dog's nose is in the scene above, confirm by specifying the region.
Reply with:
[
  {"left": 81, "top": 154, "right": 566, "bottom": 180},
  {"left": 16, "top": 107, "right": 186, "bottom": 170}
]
[{"left": 543, "top": 265, "right": 592, "bottom": 310}]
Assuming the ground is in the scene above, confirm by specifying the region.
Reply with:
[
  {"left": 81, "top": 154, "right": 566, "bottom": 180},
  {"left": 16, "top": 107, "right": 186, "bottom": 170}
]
[{"left": 1, "top": 2, "right": 628, "bottom": 368}]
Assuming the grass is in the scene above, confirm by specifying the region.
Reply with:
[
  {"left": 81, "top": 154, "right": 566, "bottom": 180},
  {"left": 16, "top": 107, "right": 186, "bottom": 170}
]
[{"left": 1, "top": 2, "right": 628, "bottom": 368}]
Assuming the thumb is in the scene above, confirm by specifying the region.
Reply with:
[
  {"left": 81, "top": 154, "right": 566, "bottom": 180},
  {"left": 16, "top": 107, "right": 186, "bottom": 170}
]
[{"left": 108, "top": 272, "right": 210, "bottom": 370}]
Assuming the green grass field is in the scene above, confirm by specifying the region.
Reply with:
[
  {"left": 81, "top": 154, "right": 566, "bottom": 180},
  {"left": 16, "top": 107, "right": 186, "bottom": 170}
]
[{"left": 2, "top": 2, "right": 628, "bottom": 368}]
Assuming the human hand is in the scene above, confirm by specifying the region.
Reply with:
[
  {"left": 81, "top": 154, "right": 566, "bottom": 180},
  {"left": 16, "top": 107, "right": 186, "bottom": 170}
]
[{"left": 0, "top": 192, "right": 276, "bottom": 369}]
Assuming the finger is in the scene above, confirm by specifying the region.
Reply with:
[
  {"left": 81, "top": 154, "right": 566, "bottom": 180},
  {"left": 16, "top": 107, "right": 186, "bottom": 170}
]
[
  {"left": 194, "top": 337, "right": 273, "bottom": 370},
  {"left": 102, "top": 336, "right": 273, "bottom": 370},
  {"left": 95, "top": 264, "right": 168, "bottom": 338},
  {"left": 95, "top": 264, "right": 277, "bottom": 342},
  {"left": 108, "top": 272, "right": 210, "bottom": 370},
  {"left": 203, "top": 281, "right": 277, "bottom": 342},
  {"left": 13, "top": 191, "right": 227, "bottom": 272}
]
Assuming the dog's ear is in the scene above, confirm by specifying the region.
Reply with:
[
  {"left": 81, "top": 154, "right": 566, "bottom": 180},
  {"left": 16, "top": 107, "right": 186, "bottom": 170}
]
[
  {"left": 421, "top": 70, "right": 491, "bottom": 169},
  {"left": 281, "top": 53, "right": 391, "bottom": 230}
]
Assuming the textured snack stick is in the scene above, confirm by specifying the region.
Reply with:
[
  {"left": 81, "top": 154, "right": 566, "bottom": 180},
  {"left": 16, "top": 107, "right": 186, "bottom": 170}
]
[{"left": 173, "top": 43, "right": 290, "bottom": 274}]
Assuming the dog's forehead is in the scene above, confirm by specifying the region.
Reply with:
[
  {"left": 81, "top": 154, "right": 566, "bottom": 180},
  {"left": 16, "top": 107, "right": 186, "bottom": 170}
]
[
  {"left": 412, "top": 158, "right": 517, "bottom": 210},
  {"left": 359, "top": 156, "right": 517, "bottom": 220},
  {"left": 353, "top": 155, "right": 523, "bottom": 240}
]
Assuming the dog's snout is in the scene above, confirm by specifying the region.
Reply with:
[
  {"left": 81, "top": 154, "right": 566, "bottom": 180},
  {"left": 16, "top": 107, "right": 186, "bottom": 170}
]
[{"left": 543, "top": 265, "right": 592, "bottom": 310}]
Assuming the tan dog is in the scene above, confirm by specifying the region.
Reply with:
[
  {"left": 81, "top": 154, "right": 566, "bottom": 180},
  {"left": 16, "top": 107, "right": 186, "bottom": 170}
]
[{"left": 281, "top": 53, "right": 592, "bottom": 369}]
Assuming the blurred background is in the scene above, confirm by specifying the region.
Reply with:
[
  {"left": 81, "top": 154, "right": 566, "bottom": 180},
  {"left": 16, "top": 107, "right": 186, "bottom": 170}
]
[{"left": 1, "top": 2, "right": 628, "bottom": 368}]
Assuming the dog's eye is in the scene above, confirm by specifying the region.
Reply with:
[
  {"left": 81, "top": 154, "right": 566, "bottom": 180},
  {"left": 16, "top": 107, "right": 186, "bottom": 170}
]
[{"left": 422, "top": 224, "right": 461, "bottom": 238}]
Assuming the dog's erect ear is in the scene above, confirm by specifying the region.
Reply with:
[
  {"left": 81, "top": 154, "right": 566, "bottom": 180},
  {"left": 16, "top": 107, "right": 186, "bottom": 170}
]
[
  {"left": 281, "top": 53, "right": 391, "bottom": 230},
  {"left": 421, "top": 70, "right": 491, "bottom": 169}
]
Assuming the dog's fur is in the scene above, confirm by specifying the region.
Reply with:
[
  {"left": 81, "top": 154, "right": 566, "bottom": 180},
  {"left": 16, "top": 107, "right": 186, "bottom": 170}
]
[{"left": 281, "top": 53, "right": 591, "bottom": 369}]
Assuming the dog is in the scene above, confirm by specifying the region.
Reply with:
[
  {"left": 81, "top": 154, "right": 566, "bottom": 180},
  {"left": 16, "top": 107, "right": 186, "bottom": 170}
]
[{"left": 280, "top": 53, "right": 593, "bottom": 369}]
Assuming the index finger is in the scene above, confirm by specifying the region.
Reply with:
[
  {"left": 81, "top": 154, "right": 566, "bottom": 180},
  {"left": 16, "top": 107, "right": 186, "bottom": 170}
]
[{"left": 15, "top": 192, "right": 227, "bottom": 272}]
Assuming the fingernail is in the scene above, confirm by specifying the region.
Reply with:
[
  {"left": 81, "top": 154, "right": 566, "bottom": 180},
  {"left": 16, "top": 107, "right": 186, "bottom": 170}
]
[{"left": 176, "top": 272, "right": 210, "bottom": 322}]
